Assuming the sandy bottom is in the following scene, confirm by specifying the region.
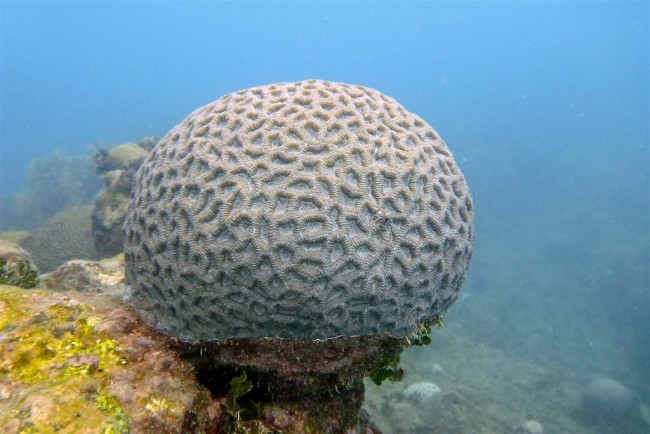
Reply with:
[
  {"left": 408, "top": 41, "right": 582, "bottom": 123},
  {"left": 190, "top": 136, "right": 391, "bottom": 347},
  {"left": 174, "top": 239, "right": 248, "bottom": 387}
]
[{"left": 363, "top": 325, "right": 649, "bottom": 434}]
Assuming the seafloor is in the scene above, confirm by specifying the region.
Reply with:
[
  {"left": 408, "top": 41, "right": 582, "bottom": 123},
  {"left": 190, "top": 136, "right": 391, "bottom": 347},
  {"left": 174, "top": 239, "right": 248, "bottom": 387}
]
[
  {"left": 364, "top": 328, "right": 647, "bottom": 434},
  {"left": 362, "top": 214, "right": 649, "bottom": 434}
]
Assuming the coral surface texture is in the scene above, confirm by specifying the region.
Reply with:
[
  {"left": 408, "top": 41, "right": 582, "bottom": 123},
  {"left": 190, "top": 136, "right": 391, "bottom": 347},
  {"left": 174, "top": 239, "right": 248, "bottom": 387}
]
[{"left": 124, "top": 79, "right": 474, "bottom": 340}]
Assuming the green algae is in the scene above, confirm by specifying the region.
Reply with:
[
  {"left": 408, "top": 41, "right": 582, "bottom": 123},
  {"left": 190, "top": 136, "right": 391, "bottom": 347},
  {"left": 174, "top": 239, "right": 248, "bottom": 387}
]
[
  {"left": 0, "top": 257, "right": 39, "bottom": 288},
  {"left": 406, "top": 317, "right": 439, "bottom": 347},
  {"left": 369, "top": 365, "right": 404, "bottom": 386},
  {"left": 366, "top": 319, "right": 439, "bottom": 386},
  {"left": 221, "top": 371, "right": 265, "bottom": 434},
  {"left": 98, "top": 393, "right": 130, "bottom": 434}
]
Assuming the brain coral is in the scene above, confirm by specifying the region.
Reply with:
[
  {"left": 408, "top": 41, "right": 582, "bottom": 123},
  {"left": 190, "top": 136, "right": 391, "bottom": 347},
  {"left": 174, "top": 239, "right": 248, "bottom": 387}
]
[
  {"left": 22, "top": 205, "right": 103, "bottom": 273},
  {"left": 124, "top": 80, "right": 474, "bottom": 341}
]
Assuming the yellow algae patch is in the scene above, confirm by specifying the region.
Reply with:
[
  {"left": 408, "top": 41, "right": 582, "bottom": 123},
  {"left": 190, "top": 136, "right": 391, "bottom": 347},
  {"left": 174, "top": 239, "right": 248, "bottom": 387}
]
[
  {"left": 145, "top": 396, "right": 173, "bottom": 415},
  {"left": 0, "top": 285, "right": 126, "bottom": 433},
  {"left": 1, "top": 284, "right": 211, "bottom": 433}
]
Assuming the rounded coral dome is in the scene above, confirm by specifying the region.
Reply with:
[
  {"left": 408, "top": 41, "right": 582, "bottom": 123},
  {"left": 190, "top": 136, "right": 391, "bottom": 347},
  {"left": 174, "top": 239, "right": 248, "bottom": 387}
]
[{"left": 123, "top": 80, "right": 474, "bottom": 341}]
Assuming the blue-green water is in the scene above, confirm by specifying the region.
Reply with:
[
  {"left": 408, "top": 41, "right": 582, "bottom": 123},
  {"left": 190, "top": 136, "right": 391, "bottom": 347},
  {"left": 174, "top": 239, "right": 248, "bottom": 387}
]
[{"left": 1, "top": 2, "right": 648, "bottom": 433}]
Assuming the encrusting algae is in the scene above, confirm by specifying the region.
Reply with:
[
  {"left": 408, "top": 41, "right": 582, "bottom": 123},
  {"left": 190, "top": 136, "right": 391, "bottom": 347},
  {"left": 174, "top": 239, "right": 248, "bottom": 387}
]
[
  {"left": 0, "top": 285, "right": 126, "bottom": 433},
  {"left": 0, "top": 285, "right": 211, "bottom": 433}
]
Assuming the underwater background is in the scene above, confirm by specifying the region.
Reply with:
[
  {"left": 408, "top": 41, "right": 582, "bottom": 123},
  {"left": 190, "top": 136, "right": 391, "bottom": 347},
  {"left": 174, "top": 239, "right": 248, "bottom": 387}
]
[{"left": 1, "top": 1, "right": 648, "bottom": 433}]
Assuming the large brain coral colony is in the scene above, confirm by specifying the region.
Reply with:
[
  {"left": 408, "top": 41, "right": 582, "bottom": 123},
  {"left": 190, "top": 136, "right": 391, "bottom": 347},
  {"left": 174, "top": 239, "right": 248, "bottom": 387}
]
[
  {"left": 124, "top": 79, "right": 473, "bottom": 341},
  {"left": 123, "top": 80, "right": 474, "bottom": 432}
]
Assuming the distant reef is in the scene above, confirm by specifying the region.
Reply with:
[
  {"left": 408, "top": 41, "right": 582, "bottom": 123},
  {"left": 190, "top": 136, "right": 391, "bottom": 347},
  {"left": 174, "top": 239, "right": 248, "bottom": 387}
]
[{"left": 0, "top": 151, "right": 101, "bottom": 231}]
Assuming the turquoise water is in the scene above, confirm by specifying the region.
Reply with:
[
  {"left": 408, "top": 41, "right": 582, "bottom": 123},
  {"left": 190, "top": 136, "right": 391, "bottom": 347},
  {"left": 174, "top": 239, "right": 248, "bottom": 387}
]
[{"left": 1, "top": 2, "right": 648, "bottom": 432}]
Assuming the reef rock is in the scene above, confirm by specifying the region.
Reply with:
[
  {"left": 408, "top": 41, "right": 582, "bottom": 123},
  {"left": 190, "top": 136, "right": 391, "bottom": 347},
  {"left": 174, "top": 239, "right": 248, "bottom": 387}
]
[
  {"left": 92, "top": 138, "right": 159, "bottom": 257},
  {"left": 94, "top": 142, "right": 150, "bottom": 174},
  {"left": 0, "top": 285, "right": 210, "bottom": 433},
  {"left": 92, "top": 169, "right": 134, "bottom": 256},
  {"left": 40, "top": 254, "right": 126, "bottom": 297}
]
